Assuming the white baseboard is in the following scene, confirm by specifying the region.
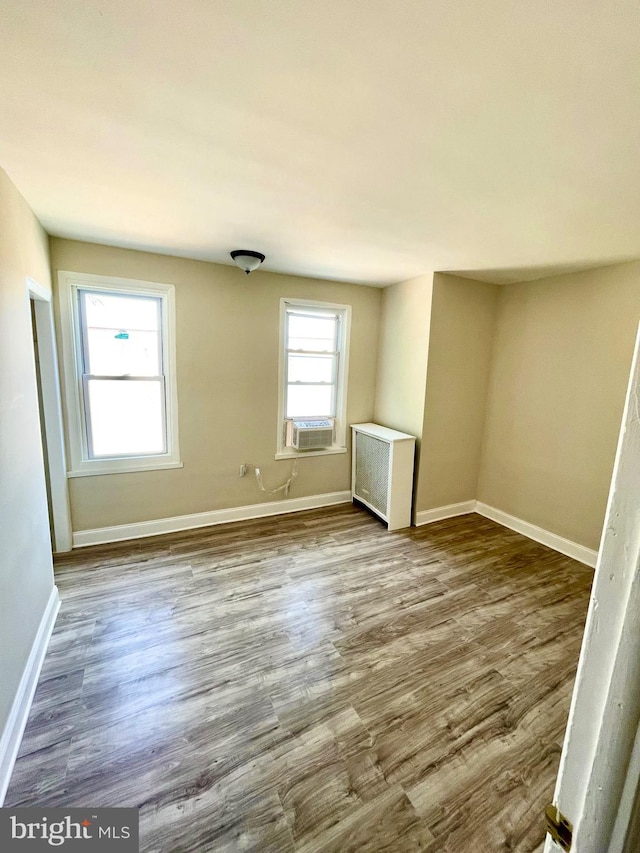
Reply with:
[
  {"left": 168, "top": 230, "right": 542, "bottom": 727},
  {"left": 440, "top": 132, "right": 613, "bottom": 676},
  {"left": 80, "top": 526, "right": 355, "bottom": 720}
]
[
  {"left": 0, "top": 585, "right": 60, "bottom": 805},
  {"left": 475, "top": 502, "right": 598, "bottom": 568},
  {"left": 73, "top": 491, "right": 352, "bottom": 548},
  {"left": 414, "top": 501, "right": 477, "bottom": 526},
  {"left": 414, "top": 499, "right": 597, "bottom": 568},
  {"left": 73, "top": 491, "right": 598, "bottom": 568}
]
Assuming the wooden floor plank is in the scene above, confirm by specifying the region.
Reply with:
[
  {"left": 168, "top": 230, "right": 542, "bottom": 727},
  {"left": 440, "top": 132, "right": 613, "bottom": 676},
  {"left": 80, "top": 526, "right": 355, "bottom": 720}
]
[{"left": 6, "top": 506, "right": 593, "bottom": 851}]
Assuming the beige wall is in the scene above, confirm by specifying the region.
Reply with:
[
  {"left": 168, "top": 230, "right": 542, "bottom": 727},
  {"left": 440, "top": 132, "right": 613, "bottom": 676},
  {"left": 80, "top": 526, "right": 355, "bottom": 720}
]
[
  {"left": 373, "top": 273, "right": 433, "bottom": 440},
  {"left": 56, "top": 247, "right": 637, "bottom": 550},
  {"left": 373, "top": 273, "right": 433, "bottom": 516},
  {"left": 49, "top": 239, "right": 381, "bottom": 531},
  {"left": 478, "top": 261, "right": 640, "bottom": 550},
  {"left": 417, "top": 273, "right": 498, "bottom": 512},
  {"left": 0, "top": 169, "right": 55, "bottom": 736}
]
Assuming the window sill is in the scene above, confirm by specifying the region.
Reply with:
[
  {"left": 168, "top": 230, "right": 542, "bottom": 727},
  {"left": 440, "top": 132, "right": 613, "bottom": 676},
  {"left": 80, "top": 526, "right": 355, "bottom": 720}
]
[
  {"left": 275, "top": 446, "right": 347, "bottom": 460},
  {"left": 67, "top": 460, "right": 183, "bottom": 478}
]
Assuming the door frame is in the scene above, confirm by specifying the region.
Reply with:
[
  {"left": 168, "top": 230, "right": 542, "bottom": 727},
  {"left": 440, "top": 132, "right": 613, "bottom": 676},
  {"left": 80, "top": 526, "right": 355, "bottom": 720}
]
[
  {"left": 545, "top": 322, "right": 640, "bottom": 852},
  {"left": 27, "top": 277, "right": 72, "bottom": 553}
]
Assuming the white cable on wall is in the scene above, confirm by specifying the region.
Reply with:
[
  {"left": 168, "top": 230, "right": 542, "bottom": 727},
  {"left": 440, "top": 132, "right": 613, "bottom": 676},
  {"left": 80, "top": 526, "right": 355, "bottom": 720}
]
[{"left": 252, "top": 460, "right": 299, "bottom": 498}]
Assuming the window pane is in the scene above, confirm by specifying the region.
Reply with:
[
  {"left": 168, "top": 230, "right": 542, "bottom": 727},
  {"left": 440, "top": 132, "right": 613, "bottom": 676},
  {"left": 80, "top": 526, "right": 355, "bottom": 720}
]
[
  {"left": 287, "top": 314, "right": 336, "bottom": 352},
  {"left": 287, "top": 384, "right": 333, "bottom": 418},
  {"left": 287, "top": 354, "right": 334, "bottom": 384},
  {"left": 83, "top": 291, "right": 160, "bottom": 331},
  {"left": 82, "top": 291, "right": 161, "bottom": 376},
  {"left": 87, "top": 379, "right": 165, "bottom": 457}
]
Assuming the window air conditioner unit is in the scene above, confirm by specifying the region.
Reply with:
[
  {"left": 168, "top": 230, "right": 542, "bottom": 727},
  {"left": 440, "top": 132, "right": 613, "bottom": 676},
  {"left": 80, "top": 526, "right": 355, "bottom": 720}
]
[{"left": 287, "top": 419, "right": 334, "bottom": 450}]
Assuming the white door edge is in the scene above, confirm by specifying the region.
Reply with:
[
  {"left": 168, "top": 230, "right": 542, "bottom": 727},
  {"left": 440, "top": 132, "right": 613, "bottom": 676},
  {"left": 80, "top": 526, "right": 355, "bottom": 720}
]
[
  {"left": 547, "top": 321, "right": 640, "bottom": 852},
  {"left": 28, "top": 278, "right": 73, "bottom": 552}
]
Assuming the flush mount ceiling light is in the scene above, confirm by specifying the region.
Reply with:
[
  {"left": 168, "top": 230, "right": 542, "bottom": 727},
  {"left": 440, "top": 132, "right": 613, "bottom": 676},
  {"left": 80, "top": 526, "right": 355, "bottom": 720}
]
[{"left": 230, "top": 249, "right": 266, "bottom": 275}]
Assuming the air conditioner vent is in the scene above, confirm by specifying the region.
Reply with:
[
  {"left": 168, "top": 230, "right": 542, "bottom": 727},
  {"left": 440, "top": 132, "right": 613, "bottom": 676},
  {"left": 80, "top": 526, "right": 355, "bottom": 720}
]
[{"left": 288, "top": 419, "right": 334, "bottom": 450}]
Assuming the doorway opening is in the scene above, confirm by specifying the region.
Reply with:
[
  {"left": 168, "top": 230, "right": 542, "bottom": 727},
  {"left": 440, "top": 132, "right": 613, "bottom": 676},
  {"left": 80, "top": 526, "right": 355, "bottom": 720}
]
[
  {"left": 30, "top": 298, "right": 54, "bottom": 543},
  {"left": 27, "top": 278, "right": 72, "bottom": 553}
]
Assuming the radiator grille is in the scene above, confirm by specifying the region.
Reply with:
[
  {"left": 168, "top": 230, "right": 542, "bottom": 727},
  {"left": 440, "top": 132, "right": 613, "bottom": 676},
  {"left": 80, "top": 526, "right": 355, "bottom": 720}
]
[{"left": 355, "top": 432, "right": 390, "bottom": 514}]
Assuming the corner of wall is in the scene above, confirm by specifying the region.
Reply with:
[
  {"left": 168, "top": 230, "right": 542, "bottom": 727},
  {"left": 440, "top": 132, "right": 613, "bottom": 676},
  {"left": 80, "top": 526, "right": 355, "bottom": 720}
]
[
  {"left": 372, "top": 272, "right": 435, "bottom": 519},
  {"left": 416, "top": 273, "right": 500, "bottom": 514},
  {"left": 0, "top": 167, "right": 57, "bottom": 798},
  {"left": 372, "top": 271, "right": 434, "bottom": 438}
]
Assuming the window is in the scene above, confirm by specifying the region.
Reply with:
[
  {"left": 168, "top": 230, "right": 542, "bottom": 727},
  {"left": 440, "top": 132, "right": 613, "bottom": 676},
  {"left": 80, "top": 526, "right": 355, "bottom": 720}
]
[
  {"left": 276, "top": 298, "right": 351, "bottom": 458},
  {"left": 58, "top": 272, "right": 180, "bottom": 476}
]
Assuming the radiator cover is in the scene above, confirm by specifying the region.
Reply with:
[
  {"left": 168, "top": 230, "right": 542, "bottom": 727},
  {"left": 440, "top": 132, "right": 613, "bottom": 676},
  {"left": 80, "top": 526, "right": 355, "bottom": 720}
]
[{"left": 351, "top": 423, "right": 416, "bottom": 531}]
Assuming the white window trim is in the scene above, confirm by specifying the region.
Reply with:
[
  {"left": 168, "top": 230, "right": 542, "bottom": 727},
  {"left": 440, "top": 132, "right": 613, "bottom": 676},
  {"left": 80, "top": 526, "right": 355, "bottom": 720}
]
[
  {"left": 276, "top": 297, "right": 351, "bottom": 460},
  {"left": 57, "top": 271, "right": 181, "bottom": 477}
]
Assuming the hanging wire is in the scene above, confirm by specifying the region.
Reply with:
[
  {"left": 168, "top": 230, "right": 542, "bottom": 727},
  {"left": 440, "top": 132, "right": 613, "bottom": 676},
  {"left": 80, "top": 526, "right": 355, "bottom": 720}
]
[{"left": 252, "top": 460, "right": 298, "bottom": 497}]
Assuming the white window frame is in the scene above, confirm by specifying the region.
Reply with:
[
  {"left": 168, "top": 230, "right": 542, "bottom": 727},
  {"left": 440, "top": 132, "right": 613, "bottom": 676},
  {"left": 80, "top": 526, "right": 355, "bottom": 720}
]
[
  {"left": 276, "top": 298, "right": 351, "bottom": 460},
  {"left": 57, "top": 271, "right": 181, "bottom": 476}
]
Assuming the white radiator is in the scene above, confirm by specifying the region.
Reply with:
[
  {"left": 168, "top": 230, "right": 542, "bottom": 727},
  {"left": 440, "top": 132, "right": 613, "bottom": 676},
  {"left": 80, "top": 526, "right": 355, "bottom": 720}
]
[{"left": 351, "top": 423, "right": 416, "bottom": 531}]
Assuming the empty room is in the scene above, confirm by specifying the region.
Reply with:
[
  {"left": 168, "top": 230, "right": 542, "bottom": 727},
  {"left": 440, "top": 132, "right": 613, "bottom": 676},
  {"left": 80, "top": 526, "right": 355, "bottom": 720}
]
[{"left": 2, "top": 2, "right": 640, "bottom": 851}]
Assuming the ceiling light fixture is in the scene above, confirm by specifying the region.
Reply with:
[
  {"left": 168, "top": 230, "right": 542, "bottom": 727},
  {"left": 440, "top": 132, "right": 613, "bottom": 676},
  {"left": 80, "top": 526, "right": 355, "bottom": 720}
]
[{"left": 230, "top": 249, "right": 266, "bottom": 275}]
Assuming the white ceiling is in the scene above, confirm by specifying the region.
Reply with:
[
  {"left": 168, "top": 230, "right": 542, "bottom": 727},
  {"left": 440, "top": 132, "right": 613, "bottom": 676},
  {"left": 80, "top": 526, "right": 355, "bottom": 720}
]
[{"left": 1, "top": 0, "right": 639, "bottom": 285}]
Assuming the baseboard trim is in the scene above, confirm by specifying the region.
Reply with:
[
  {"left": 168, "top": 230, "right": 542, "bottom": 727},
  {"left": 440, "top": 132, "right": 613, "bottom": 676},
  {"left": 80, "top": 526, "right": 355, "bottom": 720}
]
[
  {"left": 475, "top": 502, "right": 598, "bottom": 568},
  {"left": 414, "top": 501, "right": 477, "bottom": 526},
  {"left": 73, "top": 492, "right": 598, "bottom": 567},
  {"left": 0, "top": 585, "right": 60, "bottom": 805},
  {"left": 73, "top": 491, "right": 353, "bottom": 547},
  {"left": 414, "top": 499, "right": 597, "bottom": 568}
]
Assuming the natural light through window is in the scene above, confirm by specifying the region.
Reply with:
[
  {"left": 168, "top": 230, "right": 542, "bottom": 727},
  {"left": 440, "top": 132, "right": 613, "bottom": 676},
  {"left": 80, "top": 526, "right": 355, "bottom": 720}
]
[
  {"left": 58, "top": 272, "right": 180, "bottom": 476},
  {"left": 81, "top": 290, "right": 165, "bottom": 457},
  {"left": 286, "top": 311, "right": 338, "bottom": 419},
  {"left": 277, "top": 299, "right": 350, "bottom": 458}
]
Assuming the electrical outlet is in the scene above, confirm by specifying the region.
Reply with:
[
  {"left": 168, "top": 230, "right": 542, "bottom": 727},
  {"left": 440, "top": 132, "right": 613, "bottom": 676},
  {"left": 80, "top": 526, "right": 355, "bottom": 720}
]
[{"left": 239, "top": 464, "right": 248, "bottom": 477}]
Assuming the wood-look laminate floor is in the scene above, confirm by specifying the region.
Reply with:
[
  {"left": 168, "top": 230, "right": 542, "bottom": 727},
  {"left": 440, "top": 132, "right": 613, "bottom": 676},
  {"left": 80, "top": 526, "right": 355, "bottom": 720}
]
[{"left": 6, "top": 506, "right": 593, "bottom": 852}]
